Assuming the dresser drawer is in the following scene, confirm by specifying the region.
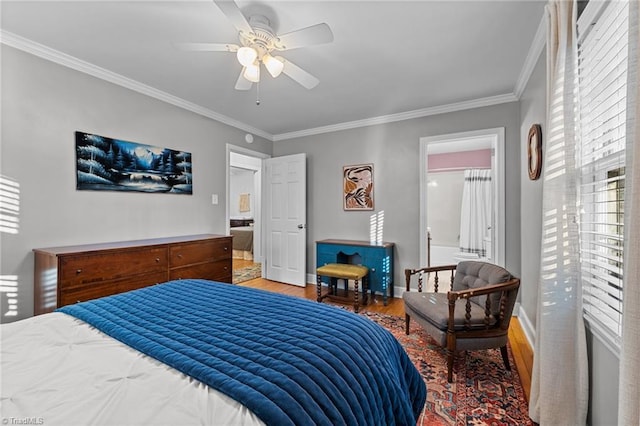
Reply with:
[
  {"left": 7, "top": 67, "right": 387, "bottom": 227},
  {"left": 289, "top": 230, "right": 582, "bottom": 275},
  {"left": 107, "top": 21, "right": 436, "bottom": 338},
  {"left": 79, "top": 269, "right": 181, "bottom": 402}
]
[
  {"left": 60, "top": 281, "right": 121, "bottom": 306},
  {"left": 59, "top": 271, "right": 167, "bottom": 306},
  {"left": 170, "top": 239, "right": 231, "bottom": 267},
  {"left": 318, "top": 244, "right": 365, "bottom": 266},
  {"left": 169, "top": 259, "right": 232, "bottom": 282},
  {"left": 60, "top": 247, "right": 168, "bottom": 287}
]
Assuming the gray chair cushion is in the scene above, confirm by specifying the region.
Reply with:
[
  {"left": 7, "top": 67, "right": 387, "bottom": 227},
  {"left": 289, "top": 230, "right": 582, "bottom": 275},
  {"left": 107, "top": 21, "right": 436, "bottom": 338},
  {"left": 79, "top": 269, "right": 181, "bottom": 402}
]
[
  {"left": 452, "top": 261, "right": 512, "bottom": 315},
  {"left": 403, "top": 291, "right": 497, "bottom": 332}
]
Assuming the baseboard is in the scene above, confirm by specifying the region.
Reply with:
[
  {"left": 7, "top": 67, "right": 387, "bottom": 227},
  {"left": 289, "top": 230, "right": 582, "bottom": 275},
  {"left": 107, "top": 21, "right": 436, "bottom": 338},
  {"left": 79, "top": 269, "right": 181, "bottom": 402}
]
[{"left": 515, "top": 304, "right": 536, "bottom": 349}]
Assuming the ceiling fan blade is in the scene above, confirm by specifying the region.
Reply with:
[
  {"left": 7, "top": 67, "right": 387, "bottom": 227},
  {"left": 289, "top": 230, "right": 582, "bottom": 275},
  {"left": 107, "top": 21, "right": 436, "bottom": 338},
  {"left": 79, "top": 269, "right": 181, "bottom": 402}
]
[
  {"left": 174, "top": 42, "right": 238, "bottom": 52},
  {"left": 282, "top": 59, "right": 319, "bottom": 89},
  {"left": 214, "top": 0, "right": 253, "bottom": 35},
  {"left": 275, "top": 23, "right": 333, "bottom": 50},
  {"left": 235, "top": 68, "right": 253, "bottom": 90}
]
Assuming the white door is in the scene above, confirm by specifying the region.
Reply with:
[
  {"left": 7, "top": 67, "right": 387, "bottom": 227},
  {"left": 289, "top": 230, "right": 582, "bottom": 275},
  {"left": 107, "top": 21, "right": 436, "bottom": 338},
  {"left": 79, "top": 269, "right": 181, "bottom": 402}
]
[{"left": 264, "top": 153, "right": 307, "bottom": 286}]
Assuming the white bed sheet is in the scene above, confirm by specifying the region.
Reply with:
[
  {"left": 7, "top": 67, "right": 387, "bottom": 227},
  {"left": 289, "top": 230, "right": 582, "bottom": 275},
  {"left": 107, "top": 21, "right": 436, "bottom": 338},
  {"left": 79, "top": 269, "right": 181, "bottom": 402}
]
[{"left": 0, "top": 312, "right": 264, "bottom": 426}]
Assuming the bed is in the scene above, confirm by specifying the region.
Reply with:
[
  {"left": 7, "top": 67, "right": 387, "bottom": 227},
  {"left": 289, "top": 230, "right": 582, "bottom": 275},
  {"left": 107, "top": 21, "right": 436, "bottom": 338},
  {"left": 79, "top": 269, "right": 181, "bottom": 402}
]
[
  {"left": 230, "top": 225, "right": 254, "bottom": 260},
  {"left": 1, "top": 279, "right": 426, "bottom": 425}
]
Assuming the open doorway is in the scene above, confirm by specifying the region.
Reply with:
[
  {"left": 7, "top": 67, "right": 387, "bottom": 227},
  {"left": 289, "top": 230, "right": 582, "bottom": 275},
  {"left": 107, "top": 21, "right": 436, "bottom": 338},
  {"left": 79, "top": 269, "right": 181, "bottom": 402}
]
[
  {"left": 226, "top": 144, "right": 270, "bottom": 283},
  {"left": 419, "top": 128, "right": 505, "bottom": 268}
]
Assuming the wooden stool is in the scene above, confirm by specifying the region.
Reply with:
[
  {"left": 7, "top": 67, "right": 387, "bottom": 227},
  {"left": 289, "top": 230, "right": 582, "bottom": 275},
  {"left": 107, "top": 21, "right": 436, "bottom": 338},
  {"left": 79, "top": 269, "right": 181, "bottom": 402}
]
[{"left": 316, "top": 263, "right": 369, "bottom": 312}]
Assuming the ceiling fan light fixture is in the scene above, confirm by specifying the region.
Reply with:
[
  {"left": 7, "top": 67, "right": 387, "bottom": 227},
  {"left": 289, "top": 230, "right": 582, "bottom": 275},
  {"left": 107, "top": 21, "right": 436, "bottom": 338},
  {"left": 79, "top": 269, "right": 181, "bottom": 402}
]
[
  {"left": 236, "top": 46, "right": 258, "bottom": 67},
  {"left": 188, "top": 0, "right": 334, "bottom": 91},
  {"left": 263, "top": 54, "right": 284, "bottom": 78},
  {"left": 243, "top": 63, "right": 260, "bottom": 83}
]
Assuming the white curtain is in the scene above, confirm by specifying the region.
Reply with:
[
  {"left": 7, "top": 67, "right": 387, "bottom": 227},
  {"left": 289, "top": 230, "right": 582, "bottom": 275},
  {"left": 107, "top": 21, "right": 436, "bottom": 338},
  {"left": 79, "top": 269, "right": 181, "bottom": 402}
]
[
  {"left": 458, "top": 169, "right": 491, "bottom": 257},
  {"left": 618, "top": 1, "right": 639, "bottom": 424},
  {"left": 529, "top": 1, "right": 589, "bottom": 425}
]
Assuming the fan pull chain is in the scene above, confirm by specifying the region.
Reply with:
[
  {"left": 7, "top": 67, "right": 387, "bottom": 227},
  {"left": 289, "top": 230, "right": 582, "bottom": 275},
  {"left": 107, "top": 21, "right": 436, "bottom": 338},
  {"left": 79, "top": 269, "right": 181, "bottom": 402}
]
[{"left": 256, "top": 81, "right": 261, "bottom": 106}]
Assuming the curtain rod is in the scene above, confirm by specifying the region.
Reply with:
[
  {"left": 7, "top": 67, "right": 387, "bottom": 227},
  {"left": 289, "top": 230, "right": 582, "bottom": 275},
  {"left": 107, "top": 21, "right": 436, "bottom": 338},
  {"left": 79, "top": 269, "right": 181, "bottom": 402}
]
[{"left": 427, "top": 167, "right": 491, "bottom": 173}]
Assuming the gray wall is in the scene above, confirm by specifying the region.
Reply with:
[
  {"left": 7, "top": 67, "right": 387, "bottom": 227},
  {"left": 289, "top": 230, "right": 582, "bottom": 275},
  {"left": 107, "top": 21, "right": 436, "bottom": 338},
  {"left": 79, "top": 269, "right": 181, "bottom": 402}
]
[
  {"left": 0, "top": 46, "right": 272, "bottom": 321},
  {"left": 519, "top": 51, "right": 545, "bottom": 333},
  {"left": 427, "top": 170, "right": 465, "bottom": 247},
  {"left": 230, "top": 168, "right": 255, "bottom": 218},
  {"left": 273, "top": 102, "right": 522, "bottom": 291},
  {"left": 518, "top": 48, "right": 620, "bottom": 426}
]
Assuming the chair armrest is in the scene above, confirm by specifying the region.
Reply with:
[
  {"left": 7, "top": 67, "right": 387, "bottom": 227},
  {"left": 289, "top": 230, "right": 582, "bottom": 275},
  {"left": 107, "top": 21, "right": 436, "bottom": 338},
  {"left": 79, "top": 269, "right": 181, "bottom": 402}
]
[
  {"left": 446, "top": 278, "right": 520, "bottom": 301},
  {"left": 406, "top": 264, "right": 457, "bottom": 276},
  {"left": 405, "top": 264, "right": 457, "bottom": 292},
  {"left": 446, "top": 278, "right": 520, "bottom": 333}
]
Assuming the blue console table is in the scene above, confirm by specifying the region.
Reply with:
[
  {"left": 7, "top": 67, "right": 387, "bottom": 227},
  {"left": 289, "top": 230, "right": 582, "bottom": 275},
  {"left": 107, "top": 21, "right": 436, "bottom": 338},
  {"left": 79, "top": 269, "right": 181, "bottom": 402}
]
[{"left": 316, "top": 239, "right": 395, "bottom": 304}]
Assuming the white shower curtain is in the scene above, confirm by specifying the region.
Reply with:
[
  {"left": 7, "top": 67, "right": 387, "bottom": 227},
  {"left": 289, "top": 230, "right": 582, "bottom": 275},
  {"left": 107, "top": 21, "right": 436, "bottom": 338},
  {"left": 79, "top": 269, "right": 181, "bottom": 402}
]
[{"left": 458, "top": 169, "right": 492, "bottom": 257}]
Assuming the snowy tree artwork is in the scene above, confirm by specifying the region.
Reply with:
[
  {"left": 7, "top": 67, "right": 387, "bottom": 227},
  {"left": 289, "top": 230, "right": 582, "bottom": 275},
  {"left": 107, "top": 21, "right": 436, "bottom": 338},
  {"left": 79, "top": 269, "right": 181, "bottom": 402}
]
[{"left": 75, "top": 131, "right": 193, "bottom": 194}]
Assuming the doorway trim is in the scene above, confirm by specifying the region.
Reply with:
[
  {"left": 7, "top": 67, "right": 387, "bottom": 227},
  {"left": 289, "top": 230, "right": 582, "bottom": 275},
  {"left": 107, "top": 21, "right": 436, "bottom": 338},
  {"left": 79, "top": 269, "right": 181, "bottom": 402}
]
[
  {"left": 419, "top": 127, "right": 506, "bottom": 267},
  {"left": 226, "top": 144, "right": 270, "bottom": 263}
]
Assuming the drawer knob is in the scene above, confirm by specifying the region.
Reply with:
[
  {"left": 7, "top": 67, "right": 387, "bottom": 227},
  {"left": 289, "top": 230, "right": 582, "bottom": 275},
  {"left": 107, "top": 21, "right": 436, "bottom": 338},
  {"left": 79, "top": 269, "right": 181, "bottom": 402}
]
[
  {"left": 76, "top": 269, "right": 82, "bottom": 274},
  {"left": 224, "top": 246, "right": 228, "bottom": 251},
  {"left": 155, "top": 258, "right": 160, "bottom": 262},
  {"left": 177, "top": 254, "right": 183, "bottom": 259},
  {"left": 224, "top": 266, "right": 228, "bottom": 271}
]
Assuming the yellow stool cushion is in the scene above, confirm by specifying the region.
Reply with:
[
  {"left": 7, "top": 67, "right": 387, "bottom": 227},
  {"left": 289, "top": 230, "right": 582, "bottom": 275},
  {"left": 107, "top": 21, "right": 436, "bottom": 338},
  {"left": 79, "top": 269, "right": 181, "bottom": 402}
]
[{"left": 316, "top": 263, "right": 369, "bottom": 280}]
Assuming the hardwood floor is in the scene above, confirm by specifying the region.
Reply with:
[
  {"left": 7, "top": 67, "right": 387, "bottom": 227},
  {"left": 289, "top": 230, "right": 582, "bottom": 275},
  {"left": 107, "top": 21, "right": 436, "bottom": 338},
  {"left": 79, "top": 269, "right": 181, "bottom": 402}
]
[
  {"left": 238, "top": 276, "right": 533, "bottom": 402},
  {"left": 509, "top": 315, "right": 534, "bottom": 402},
  {"left": 233, "top": 258, "right": 258, "bottom": 269}
]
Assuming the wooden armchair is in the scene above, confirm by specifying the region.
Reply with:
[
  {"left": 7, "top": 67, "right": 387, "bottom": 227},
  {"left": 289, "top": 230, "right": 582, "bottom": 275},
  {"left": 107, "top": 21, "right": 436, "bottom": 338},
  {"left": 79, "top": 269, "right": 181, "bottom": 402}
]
[{"left": 403, "top": 261, "right": 520, "bottom": 382}]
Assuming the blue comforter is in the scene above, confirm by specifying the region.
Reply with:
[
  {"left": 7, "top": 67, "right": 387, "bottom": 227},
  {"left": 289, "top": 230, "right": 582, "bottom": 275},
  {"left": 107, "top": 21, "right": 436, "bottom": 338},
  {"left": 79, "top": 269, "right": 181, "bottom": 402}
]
[{"left": 58, "top": 279, "right": 426, "bottom": 425}]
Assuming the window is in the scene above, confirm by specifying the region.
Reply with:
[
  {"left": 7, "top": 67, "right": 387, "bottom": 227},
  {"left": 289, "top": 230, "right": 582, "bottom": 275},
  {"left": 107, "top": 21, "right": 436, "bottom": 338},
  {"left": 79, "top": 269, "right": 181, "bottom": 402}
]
[{"left": 577, "top": 0, "right": 629, "bottom": 350}]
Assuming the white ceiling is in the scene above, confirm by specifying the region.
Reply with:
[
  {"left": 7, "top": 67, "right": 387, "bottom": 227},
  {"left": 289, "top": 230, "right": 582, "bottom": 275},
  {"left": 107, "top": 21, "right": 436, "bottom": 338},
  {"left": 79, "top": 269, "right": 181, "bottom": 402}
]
[{"left": 0, "top": 1, "right": 546, "bottom": 140}]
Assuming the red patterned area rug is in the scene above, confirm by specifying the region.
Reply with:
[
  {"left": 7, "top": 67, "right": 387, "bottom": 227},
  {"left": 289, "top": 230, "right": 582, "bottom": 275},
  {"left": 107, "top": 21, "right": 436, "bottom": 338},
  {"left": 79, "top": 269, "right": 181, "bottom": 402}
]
[{"left": 362, "top": 312, "right": 532, "bottom": 426}]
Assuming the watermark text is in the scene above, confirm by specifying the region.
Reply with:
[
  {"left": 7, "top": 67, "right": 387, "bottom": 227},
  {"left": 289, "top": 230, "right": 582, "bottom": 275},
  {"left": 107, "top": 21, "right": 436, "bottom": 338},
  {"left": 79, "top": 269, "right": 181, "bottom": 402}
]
[{"left": 2, "top": 417, "right": 44, "bottom": 425}]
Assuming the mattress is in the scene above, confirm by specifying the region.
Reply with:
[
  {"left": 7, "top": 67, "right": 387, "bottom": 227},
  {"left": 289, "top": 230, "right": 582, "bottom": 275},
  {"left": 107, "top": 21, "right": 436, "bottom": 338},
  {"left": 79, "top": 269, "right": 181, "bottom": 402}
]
[{"left": 0, "top": 312, "right": 262, "bottom": 426}]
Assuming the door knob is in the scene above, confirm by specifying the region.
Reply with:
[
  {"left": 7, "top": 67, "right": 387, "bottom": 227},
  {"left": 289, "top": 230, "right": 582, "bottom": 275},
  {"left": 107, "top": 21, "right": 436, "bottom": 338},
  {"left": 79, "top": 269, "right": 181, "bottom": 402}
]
[{"left": 297, "top": 224, "right": 306, "bottom": 229}]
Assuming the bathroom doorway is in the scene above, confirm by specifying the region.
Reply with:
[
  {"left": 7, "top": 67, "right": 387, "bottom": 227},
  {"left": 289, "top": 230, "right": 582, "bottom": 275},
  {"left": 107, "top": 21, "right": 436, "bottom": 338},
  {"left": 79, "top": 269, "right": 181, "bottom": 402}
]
[{"left": 419, "top": 128, "right": 505, "bottom": 267}]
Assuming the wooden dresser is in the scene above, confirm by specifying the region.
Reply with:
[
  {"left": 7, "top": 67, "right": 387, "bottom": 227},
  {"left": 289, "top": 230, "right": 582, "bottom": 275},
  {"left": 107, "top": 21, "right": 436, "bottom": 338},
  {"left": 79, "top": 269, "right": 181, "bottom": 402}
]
[{"left": 33, "top": 234, "right": 232, "bottom": 315}]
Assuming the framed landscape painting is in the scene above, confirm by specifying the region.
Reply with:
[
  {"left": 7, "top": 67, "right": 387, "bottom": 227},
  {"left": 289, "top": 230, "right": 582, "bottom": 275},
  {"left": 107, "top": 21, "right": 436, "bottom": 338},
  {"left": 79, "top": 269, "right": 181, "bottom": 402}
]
[
  {"left": 75, "top": 131, "right": 192, "bottom": 194},
  {"left": 343, "top": 163, "right": 374, "bottom": 210}
]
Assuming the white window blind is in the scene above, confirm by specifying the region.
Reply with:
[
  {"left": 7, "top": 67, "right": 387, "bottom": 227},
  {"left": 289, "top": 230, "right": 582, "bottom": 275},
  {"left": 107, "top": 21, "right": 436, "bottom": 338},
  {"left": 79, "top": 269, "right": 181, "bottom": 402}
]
[{"left": 577, "top": 0, "right": 629, "bottom": 349}]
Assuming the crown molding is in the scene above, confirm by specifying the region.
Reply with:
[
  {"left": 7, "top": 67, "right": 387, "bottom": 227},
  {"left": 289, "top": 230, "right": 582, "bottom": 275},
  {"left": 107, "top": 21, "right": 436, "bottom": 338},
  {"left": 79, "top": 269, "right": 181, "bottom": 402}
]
[
  {"left": 273, "top": 13, "right": 547, "bottom": 142},
  {"left": 0, "top": 30, "right": 272, "bottom": 141},
  {"left": 513, "top": 14, "right": 546, "bottom": 99},
  {"left": 273, "top": 93, "right": 518, "bottom": 141}
]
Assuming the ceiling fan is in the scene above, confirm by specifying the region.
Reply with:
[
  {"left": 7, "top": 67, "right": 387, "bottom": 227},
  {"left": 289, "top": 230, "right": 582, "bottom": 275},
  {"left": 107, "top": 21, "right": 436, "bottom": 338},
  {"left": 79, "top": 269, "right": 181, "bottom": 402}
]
[{"left": 177, "top": 0, "right": 333, "bottom": 91}]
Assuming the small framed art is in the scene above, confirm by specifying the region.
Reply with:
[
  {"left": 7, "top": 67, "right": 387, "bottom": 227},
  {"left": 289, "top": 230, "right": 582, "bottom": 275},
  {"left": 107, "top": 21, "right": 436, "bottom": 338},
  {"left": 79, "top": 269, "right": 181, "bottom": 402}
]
[{"left": 343, "top": 163, "right": 374, "bottom": 210}]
